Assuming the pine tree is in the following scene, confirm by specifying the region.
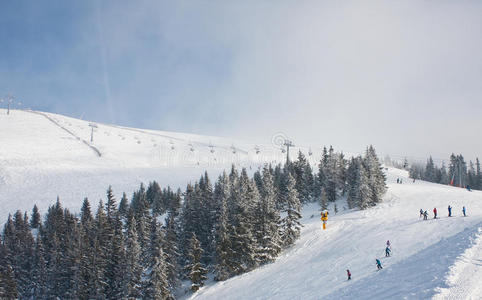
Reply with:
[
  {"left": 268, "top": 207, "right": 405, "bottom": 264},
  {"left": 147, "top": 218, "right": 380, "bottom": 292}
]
[
  {"left": 80, "top": 198, "right": 93, "bottom": 225},
  {"left": 213, "top": 175, "right": 236, "bottom": 280},
  {"left": 254, "top": 166, "right": 282, "bottom": 264},
  {"left": 231, "top": 169, "right": 257, "bottom": 273},
  {"left": 32, "top": 234, "right": 47, "bottom": 299},
  {"left": 125, "top": 215, "right": 142, "bottom": 299},
  {"left": 355, "top": 158, "right": 372, "bottom": 210},
  {"left": 281, "top": 173, "right": 302, "bottom": 247},
  {"left": 476, "top": 158, "right": 482, "bottom": 190},
  {"left": 363, "top": 146, "right": 387, "bottom": 206},
  {"left": 146, "top": 181, "right": 163, "bottom": 214},
  {"left": 185, "top": 233, "right": 208, "bottom": 292},
  {"left": 105, "top": 214, "right": 126, "bottom": 299},
  {"left": 30, "top": 204, "right": 41, "bottom": 229},
  {"left": 144, "top": 219, "right": 173, "bottom": 300},
  {"left": 425, "top": 156, "right": 436, "bottom": 182},
  {"left": 1, "top": 265, "right": 17, "bottom": 299},
  {"left": 89, "top": 200, "right": 108, "bottom": 298},
  {"left": 164, "top": 213, "right": 181, "bottom": 290},
  {"left": 118, "top": 192, "right": 129, "bottom": 219}
]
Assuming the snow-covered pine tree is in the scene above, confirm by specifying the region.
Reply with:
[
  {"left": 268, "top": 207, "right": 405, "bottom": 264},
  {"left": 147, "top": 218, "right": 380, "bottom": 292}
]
[
  {"left": 144, "top": 218, "right": 173, "bottom": 300},
  {"left": 363, "top": 146, "right": 387, "bottom": 206},
  {"left": 324, "top": 146, "right": 338, "bottom": 203},
  {"left": 213, "top": 173, "right": 236, "bottom": 280},
  {"left": 281, "top": 173, "right": 302, "bottom": 247},
  {"left": 163, "top": 212, "right": 181, "bottom": 290},
  {"left": 199, "top": 172, "right": 216, "bottom": 263},
  {"left": 346, "top": 157, "right": 358, "bottom": 209},
  {"left": 89, "top": 200, "right": 109, "bottom": 299},
  {"left": 468, "top": 161, "right": 476, "bottom": 189},
  {"left": 0, "top": 264, "right": 17, "bottom": 299},
  {"left": 354, "top": 157, "right": 372, "bottom": 210},
  {"left": 32, "top": 236, "right": 47, "bottom": 299},
  {"left": 185, "top": 233, "right": 208, "bottom": 292},
  {"left": 231, "top": 168, "right": 257, "bottom": 273},
  {"left": 476, "top": 158, "right": 482, "bottom": 190},
  {"left": 254, "top": 166, "right": 282, "bottom": 265},
  {"left": 118, "top": 192, "right": 129, "bottom": 219},
  {"left": 105, "top": 214, "right": 126, "bottom": 299},
  {"left": 319, "top": 188, "right": 328, "bottom": 211},
  {"left": 125, "top": 215, "right": 142, "bottom": 299},
  {"left": 147, "top": 181, "right": 163, "bottom": 215},
  {"left": 293, "top": 151, "right": 310, "bottom": 203},
  {"left": 30, "top": 204, "right": 41, "bottom": 229},
  {"left": 425, "top": 156, "right": 436, "bottom": 182}
]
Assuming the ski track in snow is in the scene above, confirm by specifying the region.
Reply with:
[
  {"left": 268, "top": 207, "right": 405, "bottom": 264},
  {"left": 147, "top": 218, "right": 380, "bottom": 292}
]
[
  {"left": 2, "top": 109, "right": 482, "bottom": 299},
  {"left": 26, "top": 110, "right": 102, "bottom": 157},
  {"left": 188, "top": 170, "right": 482, "bottom": 300},
  {"left": 433, "top": 227, "right": 482, "bottom": 300}
]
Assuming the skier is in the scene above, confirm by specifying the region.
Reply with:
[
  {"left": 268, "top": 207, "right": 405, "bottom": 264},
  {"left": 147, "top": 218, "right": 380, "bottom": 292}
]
[
  {"left": 347, "top": 269, "right": 351, "bottom": 280},
  {"left": 448, "top": 205, "right": 452, "bottom": 217},
  {"left": 386, "top": 240, "right": 391, "bottom": 248},
  {"left": 397, "top": 178, "right": 399, "bottom": 184},
  {"left": 419, "top": 209, "right": 424, "bottom": 219},
  {"left": 385, "top": 246, "right": 391, "bottom": 257},
  {"left": 400, "top": 179, "right": 403, "bottom": 184},
  {"left": 433, "top": 207, "right": 437, "bottom": 219},
  {"left": 423, "top": 210, "right": 428, "bottom": 220},
  {"left": 376, "top": 258, "right": 383, "bottom": 270},
  {"left": 462, "top": 206, "right": 466, "bottom": 217}
]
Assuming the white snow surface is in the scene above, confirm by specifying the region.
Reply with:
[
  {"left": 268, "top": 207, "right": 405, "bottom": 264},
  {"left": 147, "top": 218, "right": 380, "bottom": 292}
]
[
  {"left": 188, "top": 169, "right": 482, "bottom": 300},
  {"left": 0, "top": 108, "right": 319, "bottom": 222},
  {"left": 2, "top": 109, "right": 482, "bottom": 299}
]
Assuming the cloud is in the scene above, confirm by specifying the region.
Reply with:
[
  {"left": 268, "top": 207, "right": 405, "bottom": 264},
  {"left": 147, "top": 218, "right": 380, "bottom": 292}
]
[{"left": 1, "top": 0, "right": 482, "bottom": 160}]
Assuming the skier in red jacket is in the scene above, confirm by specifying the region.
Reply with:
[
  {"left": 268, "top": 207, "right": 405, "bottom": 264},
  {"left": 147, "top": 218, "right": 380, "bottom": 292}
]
[
  {"left": 433, "top": 207, "right": 437, "bottom": 219},
  {"left": 346, "top": 269, "right": 351, "bottom": 280}
]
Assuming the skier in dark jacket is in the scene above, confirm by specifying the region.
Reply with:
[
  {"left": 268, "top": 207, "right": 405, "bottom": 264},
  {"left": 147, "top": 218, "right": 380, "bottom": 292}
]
[
  {"left": 385, "top": 246, "right": 391, "bottom": 257},
  {"left": 347, "top": 269, "right": 351, "bottom": 280},
  {"left": 423, "top": 210, "right": 428, "bottom": 220},
  {"left": 376, "top": 259, "right": 383, "bottom": 270},
  {"left": 420, "top": 209, "right": 424, "bottom": 218},
  {"left": 448, "top": 205, "right": 452, "bottom": 217},
  {"left": 462, "top": 206, "right": 466, "bottom": 217}
]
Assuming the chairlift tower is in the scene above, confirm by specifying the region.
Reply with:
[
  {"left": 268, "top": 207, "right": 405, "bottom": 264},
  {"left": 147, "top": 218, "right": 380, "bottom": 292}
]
[
  {"left": 284, "top": 140, "right": 294, "bottom": 163},
  {"left": 89, "top": 123, "right": 98, "bottom": 142},
  {"left": 1, "top": 94, "right": 15, "bottom": 115}
]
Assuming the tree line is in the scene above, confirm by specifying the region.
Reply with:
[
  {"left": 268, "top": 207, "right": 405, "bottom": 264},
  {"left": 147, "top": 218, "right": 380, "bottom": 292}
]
[
  {"left": 408, "top": 154, "right": 482, "bottom": 190},
  {"left": 0, "top": 145, "right": 386, "bottom": 299}
]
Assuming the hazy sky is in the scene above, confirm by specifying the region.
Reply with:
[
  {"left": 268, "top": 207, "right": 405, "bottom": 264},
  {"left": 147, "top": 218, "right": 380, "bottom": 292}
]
[{"left": 1, "top": 1, "right": 481, "bottom": 160}]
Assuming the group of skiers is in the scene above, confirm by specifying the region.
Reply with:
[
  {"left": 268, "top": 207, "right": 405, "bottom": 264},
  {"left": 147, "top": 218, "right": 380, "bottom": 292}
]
[
  {"left": 420, "top": 205, "right": 467, "bottom": 220},
  {"left": 346, "top": 240, "right": 391, "bottom": 280},
  {"left": 396, "top": 178, "right": 403, "bottom": 184}
]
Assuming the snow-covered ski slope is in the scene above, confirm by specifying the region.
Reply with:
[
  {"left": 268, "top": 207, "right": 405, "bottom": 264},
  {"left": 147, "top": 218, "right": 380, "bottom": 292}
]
[
  {"left": 189, "top": 169, "right": 482, "bottom": 300},
  {"left": 0, "top": 108, "right": 320, "bottom": 222}
]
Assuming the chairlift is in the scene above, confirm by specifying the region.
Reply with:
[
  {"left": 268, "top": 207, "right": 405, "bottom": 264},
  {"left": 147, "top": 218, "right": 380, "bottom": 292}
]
[
  {"left": 254, "top": 145, "right": 260, "bottom": 154},
  {"left": 231, "top": 145, "right": 237, "bottom": 154},
  {"left": 308, "top": 148, "right": 313, "bottom": 156},
  {"left": 209, "top": 144, "right": 215, "bottom": 153}
]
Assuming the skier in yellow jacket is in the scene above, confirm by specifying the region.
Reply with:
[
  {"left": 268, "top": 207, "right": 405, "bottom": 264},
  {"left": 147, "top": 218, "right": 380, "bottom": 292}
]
[{"left": 321, "top": 210, "right": 328, "bottom": 230}]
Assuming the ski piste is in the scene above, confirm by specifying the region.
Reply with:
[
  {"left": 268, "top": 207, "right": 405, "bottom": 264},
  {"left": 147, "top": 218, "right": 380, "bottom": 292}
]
[{"left": 189, "top": 168, "right": 482, "bottom": 300}]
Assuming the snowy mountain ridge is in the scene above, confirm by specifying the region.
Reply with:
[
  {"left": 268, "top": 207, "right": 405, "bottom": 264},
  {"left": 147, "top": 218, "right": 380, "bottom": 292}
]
[{"left": 0, "top": 108, "right": 317, "bottom": 222}]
